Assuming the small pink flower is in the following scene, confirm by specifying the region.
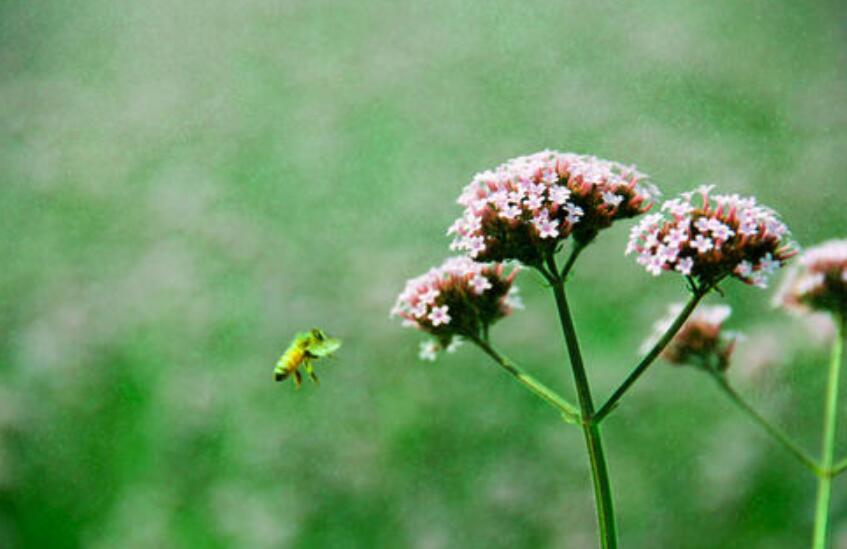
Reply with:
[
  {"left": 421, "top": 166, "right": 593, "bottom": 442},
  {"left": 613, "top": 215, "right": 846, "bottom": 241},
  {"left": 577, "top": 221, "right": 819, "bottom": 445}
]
[
  {"left": 675, "top": 257, "right": 694, "bottom": 276},
  {"left": 691, "top": 234, "right": 714, "bottom": 254},
  {"left": 533, "top": 212, "right": 560, "bottom": 239},
  {"left": 429, "top": 305, "right": 451, "bottom": 326},
  {"left": 470, "top": 274, "right": 493, "bottom": 294},
  {"left": 549, "top": 185, "right": 571, "bottom": 204},
  {"left": 524, "top": 193, "right": 545, "bottom": 210}
]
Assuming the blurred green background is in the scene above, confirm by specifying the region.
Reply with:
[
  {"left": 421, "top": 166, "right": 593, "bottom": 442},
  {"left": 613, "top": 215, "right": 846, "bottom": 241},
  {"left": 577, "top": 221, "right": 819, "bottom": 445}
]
[{"left": 1, "top": 0, "right": 846, "bottom": 547}]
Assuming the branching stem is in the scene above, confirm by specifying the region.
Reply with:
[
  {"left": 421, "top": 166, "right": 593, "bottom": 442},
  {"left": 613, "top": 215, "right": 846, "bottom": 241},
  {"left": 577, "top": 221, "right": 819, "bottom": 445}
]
[
  {"left": 708, "top": 371, "right": 822, "bottom": 476},
  {"left": 546, "top": 255, "right": 618, "bottom": 549},
  {"left": 594, "top": 287, "right": 710, "bottom": 423},
  {"left": 471, "top": 336, "right": 580, "bottom": 423}
]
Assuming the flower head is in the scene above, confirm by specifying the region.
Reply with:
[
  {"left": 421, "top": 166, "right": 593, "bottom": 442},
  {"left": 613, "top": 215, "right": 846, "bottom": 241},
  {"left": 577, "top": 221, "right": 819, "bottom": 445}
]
[
  {"left": 644, "top": 303, "right": 739, "bottom": 371},
  {"left": 449, "top": 150, "right": 658, "bottom": 267},
  {"left": 627, "top": 187, "right": 795, "bottom": 289},
  {"left": 391, "top": 257, "right": 520, "bottom": 354},
  {"left": 775, "top": 239, "right": 847, "bottom": 316}
]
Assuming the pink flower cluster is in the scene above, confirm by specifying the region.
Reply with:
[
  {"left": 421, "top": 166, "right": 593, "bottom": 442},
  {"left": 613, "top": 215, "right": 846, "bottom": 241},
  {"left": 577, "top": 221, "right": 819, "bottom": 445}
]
[
  {"left": 645, "top": 303, "right": 739, "bottom": 371},
  {"left": 776, "top": 239, "right": 847, "bottom": 316},
  {"left": 448, "top": 150, "right": 658, "bottom": 267},
  {"left": 626, "top": 186, "right": 795, "bottom": 288},
  {"left": 390, "top": 257, "right": 520, "bottom": 346}
]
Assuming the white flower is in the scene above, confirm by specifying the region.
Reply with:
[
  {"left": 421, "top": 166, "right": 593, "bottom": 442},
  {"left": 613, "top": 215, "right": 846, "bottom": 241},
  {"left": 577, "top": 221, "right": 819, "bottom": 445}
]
[
  {"left": 664, "top": 228, "right": 689, "bottom": 248},
  {"left": 500, "top": 204, "right": 522, "bottom": 220},
  {"left": 601, "top": 191, "right": 624, "bottom": 207},
  {"left": 709, "top": 221, "right": 735, "bottom": 242},
  {"left": 419, "top": 341, "right": 439, "bottom": 361},
  {"left": 524, "top": 193, "right": 544, "bottom": 210},
  {"left": 694, "top": 217, "right": 711, "bottom": 233},
  {"left": 533, "top": 211, "right": 559, "bottom": 239},
  {"left": 411, "top": 301, "right": 428, "bottom": 318},
  {"left": 691, "top": 234, "right": 714, "bottom": 254},
  {"left": 428, "top": 305, "right": 451, "bottom": 326},
  {"left": 758, "top": 253, "right": 780, "bottom": 275},
  {"left": 467, "top": 236, "right": 486, "bottom": 257},
  {"left": 549, "top": 185, "right": 571, "bottom": 204},
  {"left": 738, "top": 220, "right": 759, "bottom": 237},
  {"left": 446, "top": 337, "right": 464, "bottom": 353},
  {"left": 675, "top": 257, "right": 694, "bottom": 275},
  {"left": 564, "top": 204, "right": 584, "bottom": 224},
  {"left": 646, "top": 254, "right": 665, "bottom": 276},
  {"left": 420, "top": 288, "right": 440, "bottom": 304},
  {"left": 505, "top": 286, "right": 525, "bottom": 310},
  {"left": 657, "top": 245, "right": 679, "bottom": 263},
  {"left": 735, "top": 260, "right": 753, "bottom": 278}
]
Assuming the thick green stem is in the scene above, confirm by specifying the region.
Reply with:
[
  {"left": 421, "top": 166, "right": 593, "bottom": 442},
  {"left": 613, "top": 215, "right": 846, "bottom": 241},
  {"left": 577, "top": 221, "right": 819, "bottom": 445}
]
[
  {"left": 594, "top": 289, "right": 708, "bottom": 423},
  {"left": 472, "top": 337, "right": 580, "bottom": 423},
  {"left": 547, "top": 262, "right": 618, "bottom": 549},
  {"left": 812, "top": 315, "right": 844, "bottom": 549},
  {"left": 709, "top": 372, "right": 822, "bottom": 476}
]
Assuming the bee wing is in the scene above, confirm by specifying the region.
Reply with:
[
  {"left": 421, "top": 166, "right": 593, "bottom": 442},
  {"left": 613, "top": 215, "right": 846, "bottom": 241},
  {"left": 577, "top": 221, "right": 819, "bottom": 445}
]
[{"left": 308, "top": 337, "right": 341, "bottom": 357}]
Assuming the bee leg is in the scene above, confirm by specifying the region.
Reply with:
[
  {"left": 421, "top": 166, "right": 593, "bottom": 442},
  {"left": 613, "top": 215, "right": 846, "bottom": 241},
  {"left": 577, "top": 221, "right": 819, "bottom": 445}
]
[
  {"left": 305, "top": 362, "right": 319, "bottom": 384},
  {"left": 293, "top": 369, "right": 303, "bottom": 388}
]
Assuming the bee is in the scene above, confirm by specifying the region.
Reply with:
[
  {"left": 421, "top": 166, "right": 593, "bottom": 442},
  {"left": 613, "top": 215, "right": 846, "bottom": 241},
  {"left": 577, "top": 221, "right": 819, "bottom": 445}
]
[{"left": 274, "top": 328, "right": 342, "bottom": 387}]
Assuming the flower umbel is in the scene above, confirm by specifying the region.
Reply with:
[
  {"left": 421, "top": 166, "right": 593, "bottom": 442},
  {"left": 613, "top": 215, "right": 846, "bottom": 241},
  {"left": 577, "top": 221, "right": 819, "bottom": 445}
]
[
  {"left": 449, "top": 150, "right": 658, "bottom": 267},
  {"left": 645, "top": 303, "right": 739, "bottom": 371},
  {"left": 627, "top": 186, "right": 795, "bottom": 289},
  {"left": 391, "top": 257, "right": 520, "bottom": 358},
  {"left": 775, "top": 239, "right": 847, "bottom": 316}
]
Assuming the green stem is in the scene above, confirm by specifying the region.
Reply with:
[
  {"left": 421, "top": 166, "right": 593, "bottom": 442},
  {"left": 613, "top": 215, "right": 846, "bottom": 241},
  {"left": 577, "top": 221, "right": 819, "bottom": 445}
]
[
  {"left": 812, "top": 315, "right": 844, "bottom": 549},
  {"left": 709, "top": 372, "right": 822, "bottom": 476},
  {"left": 547, "top": 259, "right": 618, "bottom": 549},
  {"left": 560, "top": 243, "right": 585, "bottom": 280},
  {"left": 472, "top": 337, "right": 580, "bottom": 423},
  {"left": 594, "top": 289, "right": 708, "bottom": 423},
  {"left": 832, "top": 457, "right": 847, "bottom": 477}
]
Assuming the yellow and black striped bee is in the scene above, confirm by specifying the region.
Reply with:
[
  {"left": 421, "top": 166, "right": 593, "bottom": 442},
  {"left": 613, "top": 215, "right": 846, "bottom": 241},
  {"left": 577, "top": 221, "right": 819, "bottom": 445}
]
[{"left": 274, "top": 328, "right": 341, "bottom": 387}]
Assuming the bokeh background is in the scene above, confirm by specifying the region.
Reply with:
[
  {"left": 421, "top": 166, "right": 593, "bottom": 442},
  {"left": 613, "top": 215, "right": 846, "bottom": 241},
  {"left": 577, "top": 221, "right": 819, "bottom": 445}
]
[{"left": 2, "top": 0, "right": 847, "bottom": 547}]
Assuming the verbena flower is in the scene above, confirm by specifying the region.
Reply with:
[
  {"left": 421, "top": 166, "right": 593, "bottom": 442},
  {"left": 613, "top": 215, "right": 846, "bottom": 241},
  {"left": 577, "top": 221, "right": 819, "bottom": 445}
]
[
  {"left": 391, "top": 257, "right": 520, "bottom": 358},
  {"left": 775, "top": 239, "right": 847, "bottom": 316},
  {"left": 644, "top": 303, "right": 740, "bottom": 371},
  {"left": 448, "top": 150, "right": 658, "bottom": 267},
  {"left": 627, "top": 186, "right": 795, "bottom": 289}
]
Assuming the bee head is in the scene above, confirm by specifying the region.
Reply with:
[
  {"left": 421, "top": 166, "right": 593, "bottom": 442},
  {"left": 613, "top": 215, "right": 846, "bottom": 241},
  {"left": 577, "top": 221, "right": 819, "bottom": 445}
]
[
  {"left": 311, "top": 328, "right": 325, "bottom": 341},
  {"left": 275, "top": 371, "right": 289, "bottom": 382}
]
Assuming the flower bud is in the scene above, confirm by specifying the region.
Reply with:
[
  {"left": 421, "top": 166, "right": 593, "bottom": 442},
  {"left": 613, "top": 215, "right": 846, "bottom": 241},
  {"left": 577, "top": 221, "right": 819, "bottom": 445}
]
[
  {"left": 391, "top": 257, "right": 520, "bottom": 357},
  {"left": 644, "top": 304, "right": 739, "bottom": 371},
  {"left": 775, "top": 239, "right": 847, "bottom": 317}
]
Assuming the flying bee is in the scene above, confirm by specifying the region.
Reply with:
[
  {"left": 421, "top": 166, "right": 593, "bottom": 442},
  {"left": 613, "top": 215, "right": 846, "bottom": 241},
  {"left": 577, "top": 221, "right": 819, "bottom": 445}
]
[{"left": 274, "top": 328, "right": 342, "bottom": 387}]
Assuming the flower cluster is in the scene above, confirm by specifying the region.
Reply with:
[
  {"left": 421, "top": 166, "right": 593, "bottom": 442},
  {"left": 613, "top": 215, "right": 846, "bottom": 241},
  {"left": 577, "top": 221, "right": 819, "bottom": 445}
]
[
  {"left": 391, "top": 257, "right": 521, "bottom": 356},
  {"left": 644, "top": 304, "right": 739, "bottom": 371},
  {"left": 775, "top": 239, "right": 847, "bottom": 316},
  {"left": 448, "top": 150, "right": 658, "bottom": 267},
  {"left": 627, "top": 186, "right": 795, "bottom": 288}
]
